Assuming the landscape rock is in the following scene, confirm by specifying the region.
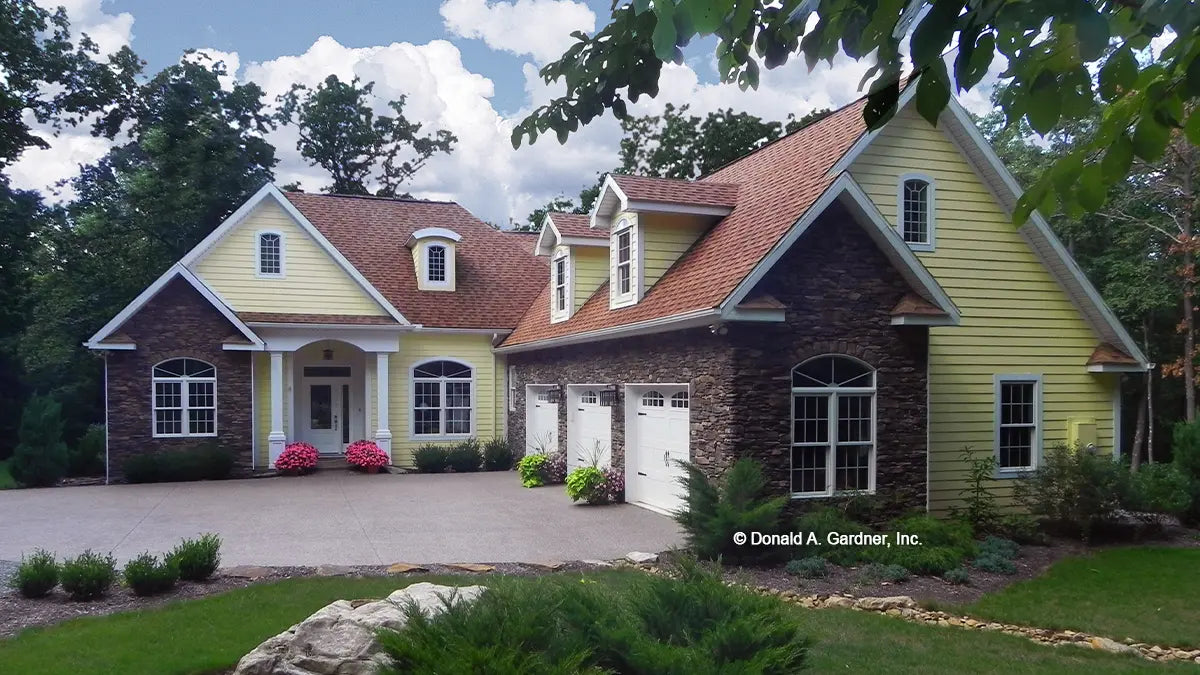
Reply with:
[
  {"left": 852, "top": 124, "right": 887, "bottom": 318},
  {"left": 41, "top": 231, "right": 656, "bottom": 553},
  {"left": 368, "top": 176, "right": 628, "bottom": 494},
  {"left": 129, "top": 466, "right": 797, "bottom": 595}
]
[
  {"left": 854, "top": 596, "right": 916, "bottom": 612},
  {"left": 625, "top": 551, "right": 659, "bottom": 564},
  {"left": 386, "top": 563, "right": 428, "bottom": 574},
  {"left": 1089, "top": 636, "right": 1142, "bottom": 656},
  {"left": 315, "top": 564, "right": 354, "bottom": 577},
  {"left": 446, "top": 563, "right": 495, "bottom": 573},
  {"left": 232, "top": 582, "right": 486, "bottom": 675},
  {"left": 222, "top": 566, "right": 274, "bottom": 580},
  {"left": 823, "top": 596, "right": 856, "bottom": 609},
  {"left": 525, "top": 561, "right": 564, "bottom": 571}
]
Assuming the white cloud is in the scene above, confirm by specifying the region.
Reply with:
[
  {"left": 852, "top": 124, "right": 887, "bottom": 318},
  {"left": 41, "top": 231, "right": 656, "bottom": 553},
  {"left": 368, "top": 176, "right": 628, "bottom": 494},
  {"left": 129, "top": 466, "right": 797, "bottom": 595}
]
[
  {"left": 439, "top": 0, "right": 594, "bottom": 64},
  {"left": 48, "top": 0, "right": 135, "bottom": 57}
]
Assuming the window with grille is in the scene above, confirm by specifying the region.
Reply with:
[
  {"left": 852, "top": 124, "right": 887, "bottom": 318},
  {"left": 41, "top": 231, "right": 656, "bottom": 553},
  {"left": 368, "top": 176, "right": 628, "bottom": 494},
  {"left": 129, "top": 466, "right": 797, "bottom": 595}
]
[
  {"left": 427, "top": 245, "right": 447, "bottom": 283},
  {"left": 996, "top": 377, "right": 1039, "bottom": 471},
  {"left": 641, "top": 390, "right": 664, "bottom": 407},
  {"left": 553, "top": 255, "right": 568, "bottom": 315},
  {"left": 899, "top": 176, "right": 934, "bottom": 248},
  {"left": 581, "top": 390, "right": 598, "bottom": 404},
  {"left": 670, "top": 391, "right": 689, "bottom": 409},
  {"left": 152, "top": 358, "right": 217, "bottom": 437},
  {"left": 791, "top": 355, "right": 875, "bottom": 496},
  {"left": 413, "top": 359, "right": 472, "bottom": 437},
  {"left": 616, "top": 229, "right": 632, "bottom": 295},
  {"left": 258, "top": 232, "right": 282, "bottom": 276}
]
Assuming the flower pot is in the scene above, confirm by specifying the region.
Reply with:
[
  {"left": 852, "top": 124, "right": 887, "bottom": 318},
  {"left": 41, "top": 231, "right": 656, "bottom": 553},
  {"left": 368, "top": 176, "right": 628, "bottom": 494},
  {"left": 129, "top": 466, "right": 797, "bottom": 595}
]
[{"left": 364, "top": 465, "right": 380, "bottom": 474}]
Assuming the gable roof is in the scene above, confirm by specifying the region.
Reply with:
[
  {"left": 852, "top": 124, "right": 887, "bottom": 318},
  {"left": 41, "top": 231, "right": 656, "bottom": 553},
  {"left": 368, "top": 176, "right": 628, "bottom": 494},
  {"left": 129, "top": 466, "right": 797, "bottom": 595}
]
[
  {"left": 534, "top": 211, "right": 608, "bottom": 255},
  {"left": 610, "top": 174, "right": 740, "bottom": 208},
  {"left": 284, "top": 192, "right": 546, "bottom": 329},
  {"left": 547, "top": 212, "right": 602, "bottom": 239}
]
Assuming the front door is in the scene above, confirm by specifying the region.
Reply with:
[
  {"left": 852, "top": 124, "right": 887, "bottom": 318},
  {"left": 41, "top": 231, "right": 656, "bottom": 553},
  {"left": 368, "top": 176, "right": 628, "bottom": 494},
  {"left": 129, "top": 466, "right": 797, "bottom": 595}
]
[{"left": 303, "top": 375, "right": 353, "bottom": 455}]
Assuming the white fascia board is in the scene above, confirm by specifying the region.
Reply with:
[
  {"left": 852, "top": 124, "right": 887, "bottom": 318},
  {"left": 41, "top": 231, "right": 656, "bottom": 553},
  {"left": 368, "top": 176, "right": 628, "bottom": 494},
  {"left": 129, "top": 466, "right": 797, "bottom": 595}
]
[
  {"left": 85, "top": 264, "right": 264, "bottom": 349},
  {"left": 244, "top": 322, "right": 412, "bottom": 331},
  {"left": 589, "top": 174, "right": 628, "bottom": 228},
  {"left": 180, "top": 184, "right": 410, "bottom": 326},
  {"left": 406, "top": 227, "right": 463, "bottom": 246},
  {"left": 535, "top": 217, "right": 560, "bottom": 255},
  {"left": 560, "top": 236, "right": 608, "bottom": 247},
  {"left": 890, "top": 315, "right": 959, "bottom": 326},
  {"left": 87, "top": 342, "right": 136, "bottom": 351},
  {"left": 1088, "top": 363, "right": 1149, "bottom": 373},
  {"left": 625, "top": 200, "right": 732, "bottom": 217},
  {"left": 718, "top": 173, "right": 960, "bottom": 325},
  {"left": 723, "top": 307, "right": 786, "bottom": 322},
  {"left": 494, "top": 308, "right": 720, "bottom": 354}
]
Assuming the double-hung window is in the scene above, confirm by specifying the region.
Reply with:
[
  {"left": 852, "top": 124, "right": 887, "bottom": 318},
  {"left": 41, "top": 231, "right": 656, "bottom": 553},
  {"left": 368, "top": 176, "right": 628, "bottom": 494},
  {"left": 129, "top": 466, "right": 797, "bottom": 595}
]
[
  {"left": 551, "top": 252, "right": 569, "bottom": 321},
  {"left": 995, "top": 375, "right": 1040, "bottom": 472},
  {"left": 152, "top": 358, "right": 217, "bottom": 437},
  {"left": 413, "top": 360, "right": 473, "bottom": 438},
  {"left": 791, "top": 355, "right": 875, "bottom": 496},
  {"left": 611, "top": 216, "right": 638, "bottom": 307}
]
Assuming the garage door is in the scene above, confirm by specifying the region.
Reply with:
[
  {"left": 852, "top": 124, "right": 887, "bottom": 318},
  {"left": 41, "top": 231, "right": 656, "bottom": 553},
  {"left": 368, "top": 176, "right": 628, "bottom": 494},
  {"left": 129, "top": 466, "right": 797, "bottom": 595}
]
[
  {"left": 568, "top": 387, "right": 612, "bottom": 470},
  {"left": 525, "top": 386, "right": 559, "bottom": 455},
  {"left": 626, "top": 386, "right": 690, "bottom": 513}
]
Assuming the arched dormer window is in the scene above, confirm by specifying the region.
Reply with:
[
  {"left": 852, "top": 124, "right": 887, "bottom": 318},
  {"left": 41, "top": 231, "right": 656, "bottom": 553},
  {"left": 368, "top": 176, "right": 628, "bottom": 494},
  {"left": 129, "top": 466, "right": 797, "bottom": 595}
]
[
  {"left": 407, "top": 227, "right": 461, "bottom": 291},
  {"left": 897, "top": 174, "right": 935, "bottom": 251},
  {"left": 412, "top": 359, "right": 474, "bottom": 438},
  {"left": 152, "top": 358, "right": 217, "bottom": 437},
  {"left": 790, "top": 355, "right": 875, "bottom": 497}
]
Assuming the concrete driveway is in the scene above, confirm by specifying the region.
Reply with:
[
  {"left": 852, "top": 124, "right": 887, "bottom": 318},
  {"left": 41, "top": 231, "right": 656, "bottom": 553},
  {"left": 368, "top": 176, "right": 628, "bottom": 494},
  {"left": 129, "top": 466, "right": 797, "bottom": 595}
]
[{"left": 0, "top": 472, "right": 683, "bottom": 566}]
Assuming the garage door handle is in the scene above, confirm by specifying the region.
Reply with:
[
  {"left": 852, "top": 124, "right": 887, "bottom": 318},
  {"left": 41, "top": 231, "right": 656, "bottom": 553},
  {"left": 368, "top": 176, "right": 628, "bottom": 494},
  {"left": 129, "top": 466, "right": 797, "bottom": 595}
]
[
  {"left": 637, "top": 412, "right": 647, "bottom": 416},
  {"left": 637, "top": 472, "right": 647, "bottom": 476},
  {"left": 577, "top": 408, "right": 585, "bottom": 411}
]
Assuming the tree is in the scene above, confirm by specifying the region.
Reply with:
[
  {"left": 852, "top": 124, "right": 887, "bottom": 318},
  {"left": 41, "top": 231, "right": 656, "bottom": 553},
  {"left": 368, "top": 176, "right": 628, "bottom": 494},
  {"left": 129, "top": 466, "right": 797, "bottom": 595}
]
[
  {"left": 9, "top": 394, "right": 69, "bottom": 487},
  {"left": 514, "top": 0, "right": 1199, "bottom": 223},
  {"left": 276, "top": 75, "right": 456, "bottom": 196},
  {"left": 521, "top": 195, "right": 579, "bottom": 231}
]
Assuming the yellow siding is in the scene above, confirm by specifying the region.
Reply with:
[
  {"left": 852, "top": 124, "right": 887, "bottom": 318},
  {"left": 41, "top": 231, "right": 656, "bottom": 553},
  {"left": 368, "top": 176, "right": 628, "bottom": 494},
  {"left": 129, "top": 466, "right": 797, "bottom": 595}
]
[
  {"left": 193, "top": 199, "right": 387, "bottom": 315},
  {"left": 572, "top": 246, "right": 608, "bottom": 311},
  {"left": 640, "top": 212, "right": 708, "bottom": 288},
  {"left": 387, "top": 333, "right": 502, "bottom": 467},
  {"left": 850, "top": 106, "right": 1117, "bottom": 513}
]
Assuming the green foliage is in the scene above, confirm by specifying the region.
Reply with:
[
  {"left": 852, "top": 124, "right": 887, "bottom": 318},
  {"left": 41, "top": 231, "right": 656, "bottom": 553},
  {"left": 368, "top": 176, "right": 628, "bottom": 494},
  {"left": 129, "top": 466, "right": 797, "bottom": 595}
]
[
  {"left": 10, "top": 549, "right": 59, "bottom": 598},
  {"left": 977, "top": 536, "right": 1020, "bottom": 561},
  {"left": 121, "top": 444, "right": 234, "bottom": 483},
  {"left": 950, "top": 446, "right": 1000, "bottom": 533},
  {"left": 565, "top": 466, "right": 606, "bottom": 503},
  {"left": 413, "top": 444, "right": 450, "bottom": 473},
  {"left": 59, "top": 550, "right": 117, "bottom": 601},
  {"left": 275, "top": 74, "right": 456, "bottom": 196},
  {"left": 540, "top": 451, "right": 568, "bottom": 485},
  {"left": 1173, "top": 420, "right": 1200, "bottom": 481},
  {"left": 1126, "top": 463, "right": 1194, "bottom": 516},
  {"left": 166, "top": 534, "right": 221, "bottom": 582},
  {"left": 868, "top": 545, "right": 966, "bottom": 577},
  {"left": 973, "top": 554, "right": 1018, "bottom": 575},
  {"left": 9, "top": 394, "right": 69, "bottom": 487},
  {"left": 122, "top": 553, "right": 179, "bottom": 597},
  {"left": 943, "top": 567, "right": 971, "bottom": 585},
  {"left": 517, "top": 453, "right": 548, "bottom": 488},
  {"left": 379, "top": 560, "right": 810, "bottom": 674},
  {"left": 1016, "top": 443, "right": 1128, "bottom": 540},
  {"left": 482, "top": 438, "right": 515, "bottom": 471},
  {"left": 860, "top": 563, "right": 909, "bottom": 584},
  {"left": 793, "top": 507, "right": 873, "bottom": 565},
  {"left": 995, "top": 513, "right": 1049, "bottom": 545},
  {"left": 68, "top": 423, "right": 105, "bottom": 477},
  {"left": 446, "top": 439, "right": 482, "bottom": 473},
  {"left": 674, "top": 459, "right": 787, "bottom": 563},
  {"left": 785, "top": 556, "right": 829, "bottom": 579},
  {"left": 889, "top": 515, "right": 975, "bottom": 558}
]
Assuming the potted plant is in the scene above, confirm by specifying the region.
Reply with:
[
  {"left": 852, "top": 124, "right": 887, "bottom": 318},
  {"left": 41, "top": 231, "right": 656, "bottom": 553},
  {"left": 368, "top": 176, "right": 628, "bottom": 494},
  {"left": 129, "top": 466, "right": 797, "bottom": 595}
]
[
  {"left": 345, "top": 440, "right": 389, "bottom": 474},
  {"left": 276, "top": 442, "right": 319, "bottom": 476}
]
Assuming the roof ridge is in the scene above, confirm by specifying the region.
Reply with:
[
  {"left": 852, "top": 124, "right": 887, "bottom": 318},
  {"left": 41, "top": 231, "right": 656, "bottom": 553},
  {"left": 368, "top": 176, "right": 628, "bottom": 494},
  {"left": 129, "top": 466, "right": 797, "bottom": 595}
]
[
  {"left": 285, "top": 190, "right": 458, "bottom": 205},
  {"left": 611, "top": 172, "right": 736, "bottom": 186}
]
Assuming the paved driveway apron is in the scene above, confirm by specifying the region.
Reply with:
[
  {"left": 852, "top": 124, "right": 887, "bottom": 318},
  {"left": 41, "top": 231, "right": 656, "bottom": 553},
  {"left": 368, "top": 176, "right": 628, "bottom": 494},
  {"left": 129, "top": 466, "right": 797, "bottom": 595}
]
[{"left": 0, "top": 472, "right": 684, "bottom": 566}]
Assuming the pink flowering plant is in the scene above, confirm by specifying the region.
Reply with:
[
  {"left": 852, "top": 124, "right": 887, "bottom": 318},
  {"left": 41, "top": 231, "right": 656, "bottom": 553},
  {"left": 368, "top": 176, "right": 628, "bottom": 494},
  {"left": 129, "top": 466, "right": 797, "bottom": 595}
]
[
  {"left": 276, "top": 442, "right": 318, "bottom": 473},
  {"left": 345, "top": 440, "right": 389, "bottom": 469}
]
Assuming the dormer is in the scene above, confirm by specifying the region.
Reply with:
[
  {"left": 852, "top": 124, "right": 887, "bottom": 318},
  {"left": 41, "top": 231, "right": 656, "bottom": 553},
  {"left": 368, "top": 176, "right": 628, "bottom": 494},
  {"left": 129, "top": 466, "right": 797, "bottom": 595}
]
[
  {"left": 407, "top": 227, "right": 461, "bottom": 291},
  {"left": 534, "top": 212, "right": 607, "bottom": 321},
  {"left": 591, "top": 174, "right": 738, "bottom": 309}
]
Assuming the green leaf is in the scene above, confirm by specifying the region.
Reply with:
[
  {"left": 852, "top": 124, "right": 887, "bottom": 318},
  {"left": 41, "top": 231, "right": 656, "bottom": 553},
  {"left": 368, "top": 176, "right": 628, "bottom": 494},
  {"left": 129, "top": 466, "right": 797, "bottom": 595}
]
[
  {"left": 1026, "top": 73, "right": 1063, "bottom": 134},
  {"left": 910, "top": 0, "right": 961, "bottom": 67},
  {"left": 863, "top": 80, "right": 901, "bottom": 129},
  {"left": 915, "top": 62, "right": 950, "bottom": 125},
  {"left": 1132, "top": 114, "right": 1170, "bottom": 161},
  {"left": 1076, "top": 163, "right": 1106, "bottom": 211},
  {"left": 959, "top": 33, "right": 995, "bottom": 90},
  {"left": 686, "top": 0, "right": 730, "bottom": 35},
  {"left": 1098, "top": 45, "right": 1136, "bottom": 101},
  {"left": 1051, "top": 152, "right": 1083, "bottom": 195},
  {"left": 1074, "top": 5, "right": 1110, "bottom": 61},
  {"left": 1186, "top": 109, "right": 1200, "bottom": 145},
  {"left": 1187, "top": 52, "right": 1200, "bottom": 96},
  {"left": 651, "top": 3, "right": 678, "bottom": 62},
  {"left": 1101, "top": 133, "right": 1133, "bottom": 183}
]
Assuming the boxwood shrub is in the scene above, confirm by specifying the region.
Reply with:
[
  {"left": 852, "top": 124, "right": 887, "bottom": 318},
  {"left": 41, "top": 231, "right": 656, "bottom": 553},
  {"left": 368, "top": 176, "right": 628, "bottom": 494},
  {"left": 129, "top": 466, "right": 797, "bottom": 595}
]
[
  {"left": 123, "top": 552, "right": 179, "bottom": 596},
  {"left": 166, "top": 533, "right": 221, "bottom": 581},
  {"left": 10, "top": 549, "right": 59, "bottom": 598},
  {"left": 59, "top": 550, "right": 117, "bottom": 601},
  {"left": 122, "top": 444, "right": 235, "bottom": 483},
  {"left": 413, "top": 444, "right": 450, "bottom": 473}
]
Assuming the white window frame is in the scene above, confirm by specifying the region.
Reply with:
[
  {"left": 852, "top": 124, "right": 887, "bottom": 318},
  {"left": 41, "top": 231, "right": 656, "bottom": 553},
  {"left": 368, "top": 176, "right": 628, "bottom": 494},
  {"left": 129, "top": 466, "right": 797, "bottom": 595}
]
[
  {"left": 896, "top": 173, "right": 935, "bottom": 252},
  {"left": 550, "top": 248, "right": 571, "bottom": 322},
  {"left": 790, "top": 355, "right": 877, "bottom": 498},
  {"left": 425, "top": 243, "right": 449, "bottom": 286},
  {"left": 994, "top": 374, "right": 1043, "bottom": 476},
  {"left": 610, "top": 216, "right": 639, "bottom": 308},
  {"left": 151, "top": 358, "right": 218, "bottom": 438},
  {"left": 410, "top": 358, "right": 475, "bottom": 440},
  {"left": 255, "top": 230, "right": 285, "bottom": 278}
]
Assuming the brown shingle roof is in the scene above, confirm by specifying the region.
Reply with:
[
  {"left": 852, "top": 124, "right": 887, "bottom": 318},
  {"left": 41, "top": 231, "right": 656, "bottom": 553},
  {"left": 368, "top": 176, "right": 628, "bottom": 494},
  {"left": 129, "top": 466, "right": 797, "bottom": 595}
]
[
  {"left": 503, "top": 99, "right": 869, "bottom": 348},
  {"left": 284, "top": 193, "right": 546, "bottom": 329},
  {"left": 238, "top": 312, "right": 400, "bottom": 325},
  {"left": 891, "top": 293, "right": 948, "bottom": 317},
  {"left": 611, "top": 174, "right": 739, "bottom": 207},
  {"left": 549, "top": 212, "right": 604, "bottom": 239},
  {"left": 1088, "top": 343, "right": 1139, "bottom": 366}
]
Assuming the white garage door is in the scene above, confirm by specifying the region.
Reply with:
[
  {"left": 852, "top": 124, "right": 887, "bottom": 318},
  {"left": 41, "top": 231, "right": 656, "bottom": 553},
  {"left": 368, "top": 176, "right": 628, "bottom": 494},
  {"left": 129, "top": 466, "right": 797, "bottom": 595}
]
[
  {"left": 568, "top": 387, "right": 612, "bottom": 470},
  {"left": 525, "top": 386, "right": 559, "bottom": 455},
  {"left": 626, "top": 386, "right": 691, "bottom": 514}
]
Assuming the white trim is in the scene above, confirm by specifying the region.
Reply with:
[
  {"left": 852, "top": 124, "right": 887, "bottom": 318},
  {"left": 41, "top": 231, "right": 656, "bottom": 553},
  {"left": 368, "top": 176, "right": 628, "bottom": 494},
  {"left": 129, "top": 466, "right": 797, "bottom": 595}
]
[
  {"left": 560, "top": 235, "right": 607, "bottom": 247},
  {"left": 723, "top": 307, "right": 786, "bottom": 322},
  {"left": 550, "top": 247, "right": 572, "bottom": 322},
  {"left": 103, "top": 356, "right": 110, "bottom": 485},
  {"left": 993, "top": 373, "right": 1044, "bottom": 476},
  {"left": 610, "top": 215, "right": 639, "bottom": 308},
  {"left": 890, "top": 315, "right": 959, "bottom": 326},
  {"left": 180, "top": 184, "right": 409, "bottom": 324},
  {"left": 589, "top": 174, "right": 629, "bottom": 229},
  {"left": 255, "top": 230, "right": 286, "bottom": 278},
  {"left": 496, "top": 308, "right": 722, "bottom": 354},
  {"left": 250, "top": 353, "right": 256, "bottom": 471},
  {"left": 718, "top": 173, "right": 960, "bottom": 325},
  {"left": 413, "top": 326, "right": 512, "bottom": 335},
  {"left": 246, "top": 322, "right": 409, "bottom": 331},
  {"left": 896, "top": 172, "right": 936, "bottom": 252},
  {"left": 625, "top": 200, "right": 732, "bottom": 217},
  {"left": 535, "top": 216, "right": 560, "bottom": 255},
  {"left": 90, "top": 342, "right": 136, "bottom": 351},
  {"left": 85, "top": 264, "right": 264, "bottom": 349},
  {"left": 1087, "top": 363, "right": 1147, "bottom": 373},
  {"left": 408, "top": 357, "right": 477, "bottom": 441},
  {"left": 406, "top": 227, "right": 462, "bottom": 246},
  {"left": 421, "top": 242, "right": 452, "bottom": 289}
]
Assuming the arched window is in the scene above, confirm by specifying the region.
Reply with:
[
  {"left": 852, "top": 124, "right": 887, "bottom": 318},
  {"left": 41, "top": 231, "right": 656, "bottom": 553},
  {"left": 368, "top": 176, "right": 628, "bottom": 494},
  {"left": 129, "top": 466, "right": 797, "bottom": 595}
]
[
  {"left": 426, "top": 245, "right": 447, "bottom": 283},
  {"left": 791, "top": 355, "right": 875, "bottom": 496},
  {"left": 641, "top": 390, "right": 665, "bottom": 407},
  {"left": 152, "top": 358, "right": 216, "bottom": 437},
  {"left": 898, "top": 175, "right": 934, "bottom": 250},
  {"left": 258, "top": 232, "right": 283, "bottom": 276},
  {"left": 581, "top": 390, "right": 598, "bottom": 405},
  {"left": 670, "top": 391, "right": 689, "bottom": 409},
  {"left": 412, "top": 359, "right": 473, "bottom": 437}
]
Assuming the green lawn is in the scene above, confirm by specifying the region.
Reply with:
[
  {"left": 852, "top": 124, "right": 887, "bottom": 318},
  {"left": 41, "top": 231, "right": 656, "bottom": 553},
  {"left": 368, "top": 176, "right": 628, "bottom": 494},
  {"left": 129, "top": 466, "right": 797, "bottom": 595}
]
[
  {"left": 0, "top": 459, "right": 15, "bottom": 489},
  {"left": 967, "top": 547, "right": 1200, "bottom": 649},
  {"left": 0, "top": 572, "right": 1186, "bottom": 675}
]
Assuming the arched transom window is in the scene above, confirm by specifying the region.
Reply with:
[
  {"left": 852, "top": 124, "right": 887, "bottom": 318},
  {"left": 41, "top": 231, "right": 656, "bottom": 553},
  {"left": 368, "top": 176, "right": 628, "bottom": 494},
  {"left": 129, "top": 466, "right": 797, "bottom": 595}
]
[
  {"left": 899, "top": 176, "right": 934, "bottom": 249},
  {"left": 413, "top": 359, "right": 473, "bottom": 437},
  {"left": 791, "top": 355, "right": 875, "bottom": 496},
  {"left": 152, "top": 358, "right": 216, "bottom": 437}
]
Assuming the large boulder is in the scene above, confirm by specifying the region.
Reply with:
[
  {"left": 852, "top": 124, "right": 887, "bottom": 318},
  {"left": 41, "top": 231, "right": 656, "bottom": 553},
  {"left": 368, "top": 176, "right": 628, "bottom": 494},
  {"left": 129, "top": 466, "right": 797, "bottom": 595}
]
[{"left": 233, "top": 582, "right": 486, "bottom": 675}]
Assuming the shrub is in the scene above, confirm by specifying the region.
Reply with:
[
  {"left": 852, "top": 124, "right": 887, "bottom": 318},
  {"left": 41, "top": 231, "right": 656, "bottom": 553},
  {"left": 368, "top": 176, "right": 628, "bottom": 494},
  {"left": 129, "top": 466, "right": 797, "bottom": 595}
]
[
  {"left": 889, "top": 515, "right": 975, "bottom": 558},
  {"left": 68, "top": 424, "right": 106, "bottom": 477},
  {"left": 995, "top": 512, "right": 1048, "bottom": 545},
  {"left": 793, "top": 507, "right": 873, "bottom": 565},
  {"left": 9, "top": 549, "right": 59, "bottom": 598},
  {"left": 9, "top": 395, "right": 69, "bottom": 487},
  {"left": 785, "top": 556, "right": 829, "bottom": 579},
  {"left": 59, "top": 550, "right": 117, "bottom": 600},
  {"left": 565, "top": 466, "right": 605, "bottom": 503},
  {"left": 972, "top": 553, "right": 1017, "bottom": 574},
  {"left": 446, "top": 439, "right": 483, "bottom": 472},
  {"left": 541, "top": 451, "right": 568, "bottom": 484},
  {"left": 675, "top": 459, "right": 787, "bottom": 563},
  {"left": 1126, "top": 462, "right": 1193, "bottom": 516},
  {"left": 122, "top": 552, "right": 179, "bottom": 596},
  {"left": 123, "top": 444, "right": 237, "bottom": 483},
  {"left": 482, "top": 438, "right": 514, "bottom": 471},
  {"left": 378, "top": 558, "right": 810, "bottom": 674},
  {"left": 869, "top": 545, "right": 965, "bottom": 576},
  {"left": 1172, "top": 419, "right": 1200, "bottom": 481},
  {"left": 943, "top": 567, "right": 971, "bottom": 585},
  {"left": 167, "top": 533, "right": 221, "bottom": 581},
  {"left": 516, "top": 453, "right": 548, "bottom": 487},
  {"left": 345, "top": 440, "right": 389, "bottom": 470},
  {"left": 413, "top": 444, "right": 450, "bottom": 473},
  {"left": 950, "top": 446, "right": 1000, "bottom": 533},
  {"left": 976, "top": 535, "right": 1019, "bottom": 561},
  {"left": 275, "top": 442, "right": 319, "bottom": 474},
  {"left": 1015, "top": 443, "right": 1128, "bottom": 540},
  {"left": 860, "top": 563, "right": 909, "bottom": 583}
]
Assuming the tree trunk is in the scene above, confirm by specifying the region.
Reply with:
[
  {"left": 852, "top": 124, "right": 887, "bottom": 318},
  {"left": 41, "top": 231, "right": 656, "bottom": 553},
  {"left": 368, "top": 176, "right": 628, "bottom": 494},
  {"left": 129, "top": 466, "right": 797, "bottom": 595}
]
[
  {"left": 1131, "top": 382, "right": 1146, "bottom": 473},
  {"left": 1183, "top": 168, "right": 1196, "bottom": 421},
  {"left": 1148, "top": 364, "right": 1156, "bottom": 464}
]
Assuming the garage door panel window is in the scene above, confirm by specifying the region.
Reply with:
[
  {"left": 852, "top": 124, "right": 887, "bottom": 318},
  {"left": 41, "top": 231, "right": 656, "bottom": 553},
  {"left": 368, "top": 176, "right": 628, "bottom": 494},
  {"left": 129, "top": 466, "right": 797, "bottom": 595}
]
[
  {"left": 641, "top": 391, "right": 665, "bottom": 407},
  {"left": 790, "top": 356, "right": 876, "bottom": 497},
  {"left": 413, "top": 359, "right": 473, "bottom": 438},
  {"left": 671, "top": 392, "right": 689, "bottom": 409}
]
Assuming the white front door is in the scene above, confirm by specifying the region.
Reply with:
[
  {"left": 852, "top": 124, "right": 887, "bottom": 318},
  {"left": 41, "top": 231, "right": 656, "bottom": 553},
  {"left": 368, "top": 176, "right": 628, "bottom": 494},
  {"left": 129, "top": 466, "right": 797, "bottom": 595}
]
[
  {"left": 525, "top": 386, "right": 559, "bottom": 454},
  {"left": 568, "top": 387, "right": 611, "bottom": 470},
  {"left": 302, "top": 377, "right": 353, "bottom": 455},
  {"left": 627, "top": 386, "right": 691, "bottom": 513}
]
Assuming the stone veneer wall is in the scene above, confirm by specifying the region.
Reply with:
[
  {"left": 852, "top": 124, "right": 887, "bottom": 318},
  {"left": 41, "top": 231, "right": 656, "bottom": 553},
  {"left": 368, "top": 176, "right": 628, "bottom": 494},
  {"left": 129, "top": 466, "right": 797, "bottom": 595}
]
[
  {"left": 105, "top": 277, "right": 253, "bottom": 480},
  {"left": 506, "top": 203, "right": 929, "bottom": 513}
]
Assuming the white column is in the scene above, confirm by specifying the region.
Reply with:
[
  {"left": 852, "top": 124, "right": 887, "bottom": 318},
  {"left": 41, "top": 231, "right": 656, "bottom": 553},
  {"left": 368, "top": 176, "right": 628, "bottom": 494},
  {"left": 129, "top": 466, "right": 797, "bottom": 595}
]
[
  {"left": 268, "top": 351, "right": 286, "bottom": 467},
  {"left": 374, "top": 352, "right": 392, "bottom": 459}
]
